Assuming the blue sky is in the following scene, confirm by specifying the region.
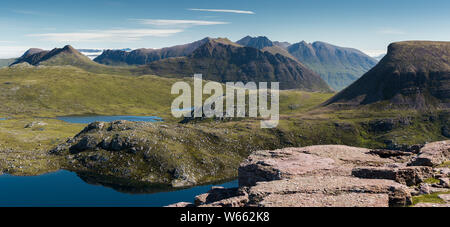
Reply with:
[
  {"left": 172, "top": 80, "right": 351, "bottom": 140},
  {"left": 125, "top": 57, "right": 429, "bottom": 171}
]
[{"left": 1, "top": 0, "right": 450, "bottom": 58}]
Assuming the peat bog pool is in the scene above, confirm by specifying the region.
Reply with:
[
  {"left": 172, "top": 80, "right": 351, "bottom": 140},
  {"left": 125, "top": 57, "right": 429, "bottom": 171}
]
[
  {"left": 0, "top": 170, "right": 238, "bottom": 207},
  {"left": 56, "top": 115, "right": 163, "bottom": 124}
]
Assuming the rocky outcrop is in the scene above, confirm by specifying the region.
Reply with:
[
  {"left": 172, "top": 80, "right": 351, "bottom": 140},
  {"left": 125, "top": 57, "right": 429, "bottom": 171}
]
[
  {"left": 246, "top": 176, "right": 411, "bottom": 207},
  {"left": 409, "top": 140, "right": 450, "bottom": 166},
  {"left": 50, "top": 121, "right": 256, "bottom": 187},
  {"left": 195, "top": 187, "right": 249, "bottom": 208},
  {"left": 238, "top": 145, "right": 392, "bottom": 187},
  {"left": 166, "top": 202, "right": 195, "bottom": 208},
  {"left": 170, "top": 142, "right": 450, "bottom": 207},
  {"left": 170, "top": 145, "right": 421, "bottom": 207},
  {"left": 352, "top": 166, "right": 433, "bottom": 186}
]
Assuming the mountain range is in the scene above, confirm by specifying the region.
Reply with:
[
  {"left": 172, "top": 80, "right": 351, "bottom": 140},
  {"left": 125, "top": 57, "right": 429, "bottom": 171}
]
[
  {"left": 12, "top": 45, "right": 95, "bottom": 67},
  {"left": 144, "top": 38, "right": 331, "bottom": 91},
  {"left": 323, "top": 41, "right": 450, "bottom": 109},
  {"left": 94, "top": 38, "right": 213, "bottom": 66},
  {"left": 11, "top": 39, "right": 332, "bottom": 92},
  {"left": 236, "top": 36, "right": 378, "bottom": 91},
  {"left": 92, "top": 36, "right": 377, "bottom": 91}
]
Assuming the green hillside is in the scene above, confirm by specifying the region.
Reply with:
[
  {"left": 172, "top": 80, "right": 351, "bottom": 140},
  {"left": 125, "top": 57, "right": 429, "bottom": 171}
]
[{"left": 0, "top": 65, "right": 183, "bottom": 119}]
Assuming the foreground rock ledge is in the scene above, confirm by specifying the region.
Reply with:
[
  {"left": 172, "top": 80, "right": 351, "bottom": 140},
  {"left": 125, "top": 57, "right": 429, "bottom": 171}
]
[{"left": 168, "top": 142, "right": 449, "bottom": 207}]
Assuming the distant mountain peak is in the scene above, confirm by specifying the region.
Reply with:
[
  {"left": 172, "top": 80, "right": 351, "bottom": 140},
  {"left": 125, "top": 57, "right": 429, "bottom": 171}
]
[
  {"left": 94, "top": 37, "right": 221, "bottom": 65},
  {"left": 62, "top": 45, "right": 77, "bottom": 53},
  {"left": 21, "top": 48, "right": 46, "bottom": 58},
  {"left": 11, "top": 45, "right": 93, "bottom": 67},
  {"left": 323, "top": 41, "right": 450, "bottom": 109},
  {"left": 236, "top": 36, "right": 274, "bottom": 49},
  {"left": 146, "top": 38, "right": 332, "bottom": 92},
  {"left": 287, "top": 40, "right": 377, "bottom": 91}
]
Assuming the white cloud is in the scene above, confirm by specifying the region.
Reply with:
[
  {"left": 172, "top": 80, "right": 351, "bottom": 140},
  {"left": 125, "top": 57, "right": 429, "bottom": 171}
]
[
  {"left": 28, "top": 29, "right": 183, "bottom": 42},
  {"left": 0, "top": 41, "right": 16, "bottom": 44},
  {"left": 11, "top": 9, "right": 55, "bottom": 16},
  {"left": 137, "top": 19, "right": 229, "bottom": 26},
  {"left": 188, "top": 8, "right": 255, "bottom": 14},
  {"left": 377, "top": 29, "right": 406, "bottom": 35},
  {"left": 0, "top": 46, "right": 30, "bottom": 58},
  {"left": 362, "top": 50, "right": 387, "bottom": 57}
]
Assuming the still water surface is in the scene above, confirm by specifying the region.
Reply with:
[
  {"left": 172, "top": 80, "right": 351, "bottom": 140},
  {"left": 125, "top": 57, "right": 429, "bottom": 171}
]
[
  {"left": 0, "top": 170, "right": 237, "bottom": 207},
  {"left": 57, "top": 115, "right": 163, "bottom": 124}
]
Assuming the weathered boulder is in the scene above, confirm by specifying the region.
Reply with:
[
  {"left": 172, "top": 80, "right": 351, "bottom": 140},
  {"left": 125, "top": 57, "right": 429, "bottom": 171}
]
[
  {"left": 69, "top": 136, "right": 101, "bottom": 154},
  {"left": 239, "top": 146, "right": 392, "bottom": 187},
  {"left": 194, "top": 186, "right": 245, "bottom": 206},
  {"left": 442, "top": 126, "right": 450, "bottom": 138},
  {"left": 440, "top": 178, "right": 450, "bottom": 188},
  {"left": 369, "top": 149, "right": 412, "bottom": 158},
  {"left": 409, "top": 140, "right": 450, "bottom": 167},
  {"left": 247, "top": 176, "right": 412, "bottom": 207},
  {"left": 434, "top": 168, "right": 450, "bottom": 178},
  {"left": 239, "top": 149, "right": 336, "bottom": 187},
  {"left": 24, "top": 121, "right": 48, "bottom": 128},
  {"left": 418, "top": 183, "right": 449, "bottom": 195},
  {"left": 352, "top": 166, "right": 433, "bottom": 186},
  {"left": 198, "top": 195, "right": 249, "bottom": 207},
  {"left": 165, "top": 202, "right": 195, "bottom": 207},
  {"left": 438, "top": 194, "right": 450, "bottom": 202}
]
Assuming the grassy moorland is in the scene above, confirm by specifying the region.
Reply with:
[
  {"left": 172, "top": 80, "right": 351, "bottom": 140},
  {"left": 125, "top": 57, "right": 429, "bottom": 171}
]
[
  {"left": 0, "top": 65, "right": 184, "bottom": 119},
  {"left": 0, "top": 63, "right": 447, "bottom": 186}
]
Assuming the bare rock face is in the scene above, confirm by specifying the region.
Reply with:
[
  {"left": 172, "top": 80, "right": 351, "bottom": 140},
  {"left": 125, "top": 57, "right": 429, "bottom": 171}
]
[
  {"left": 409, "top": 140, "right": 450, "bottom": 167},
  {"left": 440, "top": 178, "right": 450, "bottom": 188},
  {"left": 434, "top": 168, "right": 450, "bottom": 178},
  {"left": 246, "top": 176, "right": 411, "bottom": 207},
  {"left": 198, "top": 195, "right": 249, "bottom": 208},
  {"left": 256, "top": 193, "right": 389, "bottom": 207},
  {"left": 238, "top": 149, "right": 336, "bottom": 187},
  {"left": 352, "top": 166, "right": 433, "bottom": 186},
  {"left": 239, "top": 145, "right": 392, "bottom": 187},
  {"left": 165, "top": 202, "right": 194, "bottom": 207},
  {"left": 170, "top": 143, "right": 450, "bottom": 207},
  {"left": 414, "top": 203, "right": 450, "bottom": 207},
  {"left": 194, "top": 186, "right": 247, "bottom": 207},
  {"left": 439, "top": 194, "right": 450, "bottom": 202}
]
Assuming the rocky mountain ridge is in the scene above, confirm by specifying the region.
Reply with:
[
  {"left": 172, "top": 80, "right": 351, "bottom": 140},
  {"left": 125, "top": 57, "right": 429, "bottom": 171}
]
[
  {"left": 144, "top": 38, "right": 332, "bottom": 91},
  {"left": 235, "top": 36, "right": 378, "bottom": 91}
]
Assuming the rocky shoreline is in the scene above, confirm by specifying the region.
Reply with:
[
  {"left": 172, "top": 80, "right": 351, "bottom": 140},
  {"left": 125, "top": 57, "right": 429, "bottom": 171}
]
[{"left": 168, "top": 141, "right": 450, "bottom": 207}]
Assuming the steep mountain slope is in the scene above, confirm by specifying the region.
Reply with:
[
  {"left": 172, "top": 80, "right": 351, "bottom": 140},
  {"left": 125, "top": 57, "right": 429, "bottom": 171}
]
[
  {"left": 236, "top": 36, "right": 274, "bottom": 49},
  {"left": 236, "top": 36, "right": 295, "bottom": 58},
  {"left": 11, "top": 45, "right": 140, "bottom": 75},
  {"left": 11, "top": 48, "right": 48, "bottom": 66},
  {"left": 144, "top": 39, "right": 332, "bottom": 91},
  {"left": 236, "top": 36, "right": 378, "bottom": 91},
  {"left": 12, "top": 45, "right": 96, "bottom": 67},
  {"left": 287, "top": 41, "right": 378, "bottom": 91},
  {"left": 323, "top": 41, "right": 450, "bottom": 109},
  {"left": 94, "top": 38, "right": 214, "bottom": 65}
]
